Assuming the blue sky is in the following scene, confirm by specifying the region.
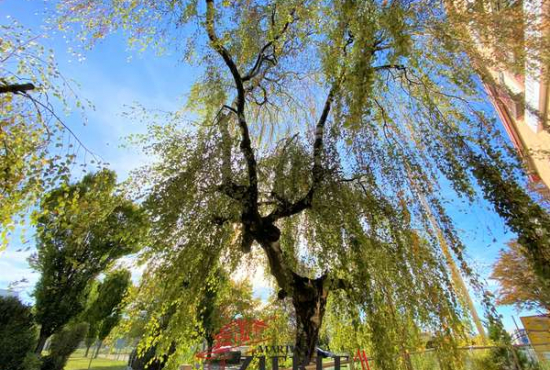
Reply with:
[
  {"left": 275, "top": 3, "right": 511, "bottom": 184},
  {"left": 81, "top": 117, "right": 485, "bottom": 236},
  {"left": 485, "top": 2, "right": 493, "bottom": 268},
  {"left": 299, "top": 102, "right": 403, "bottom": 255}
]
[{"left": 0, "top": 0, "right": 541, "bottom": 334}]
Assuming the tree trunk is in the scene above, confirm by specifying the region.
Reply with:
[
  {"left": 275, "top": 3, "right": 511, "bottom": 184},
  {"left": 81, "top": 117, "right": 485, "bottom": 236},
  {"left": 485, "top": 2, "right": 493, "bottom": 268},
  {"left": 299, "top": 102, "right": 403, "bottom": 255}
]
[
  {"left": 35, "top": 327, "right": 50, "bottom": 355},
  {"left": 93, "top": 340, "right": 103, "bottom": 359},
  {"left": 257, "top": 224, "right": 330, "bottom": 368},
  {"left": 84, "top": 344, "right": 91, "bottom": 357},
  {"left": 206, "top": 333, "right": 214, "bottom": 358},
  {"left": 291, "top": 274, "right": 329, "bottom": 367}
]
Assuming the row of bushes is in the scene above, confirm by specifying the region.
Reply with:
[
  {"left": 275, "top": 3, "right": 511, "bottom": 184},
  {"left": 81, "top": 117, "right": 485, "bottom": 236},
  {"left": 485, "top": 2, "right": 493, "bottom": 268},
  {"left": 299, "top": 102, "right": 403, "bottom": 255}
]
[{"left": 0, "top": 296, "right": 87, "bottom": 370}]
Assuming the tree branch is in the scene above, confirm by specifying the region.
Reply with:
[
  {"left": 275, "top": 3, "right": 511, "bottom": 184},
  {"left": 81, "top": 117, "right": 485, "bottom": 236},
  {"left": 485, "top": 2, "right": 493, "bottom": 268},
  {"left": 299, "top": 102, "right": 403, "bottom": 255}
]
[
  {"left": 265, "top": 85, "right": 338, "bottom": 222},
  {"left": 242, "top": 6, "right": 298, "bottom": 82},
  {"left": 373, "top": 64, "right": 406, "bottom": 71},
  {"left": 0, "top": 83, "right": 35, "bottom": 94},
  {"left": 205, "top": 0, "right": 259, "bottom": 208}
]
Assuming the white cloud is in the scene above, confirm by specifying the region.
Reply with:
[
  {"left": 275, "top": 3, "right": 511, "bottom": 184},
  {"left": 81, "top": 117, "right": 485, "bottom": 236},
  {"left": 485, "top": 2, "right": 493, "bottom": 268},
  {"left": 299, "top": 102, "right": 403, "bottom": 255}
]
[{"left": 0, "top": 248, "right": 39, "bottom": 303}]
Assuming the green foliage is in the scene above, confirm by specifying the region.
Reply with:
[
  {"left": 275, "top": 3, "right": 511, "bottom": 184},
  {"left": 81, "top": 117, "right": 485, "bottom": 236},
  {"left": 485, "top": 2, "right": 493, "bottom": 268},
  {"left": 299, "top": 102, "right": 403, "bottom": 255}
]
[
  {"left": 0, "top": 19, "right": 92, "bottom": 248},
  {"left": 84, "top": 268, "right": 132, "bottom": 346},
  {"left": 32, "top": 170, "right": 149, "bottom": 348},
  {"left": 0, "top": 296, "right": 38, "bottom": 370},
  {"left": 41, "top": 323, "right": 89, "bottom": 370},
  {"left": 491, "top": 241, "right": 550, "bottom": 312},
  {"left": 474, "top": 318, "right": 541, "bottom": 370},
  {"left": 197, "top": 268, "right": 258, "bottom": 348},
  {"left": 126, "top": 266, "right": 259, "bottom": 370}
]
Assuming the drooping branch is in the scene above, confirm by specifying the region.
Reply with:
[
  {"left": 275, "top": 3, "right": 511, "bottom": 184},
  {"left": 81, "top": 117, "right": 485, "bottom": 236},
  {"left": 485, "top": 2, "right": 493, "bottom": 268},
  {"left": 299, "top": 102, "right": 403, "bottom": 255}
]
[
  {"left": 373, "top": 64, "right": 406, "bottom": 71},
  {"left": 242, "top": 5, "right": 298, "bottom": 82},
  {"left": 265, "top": 85, "right": 338, "bottom": 222}
]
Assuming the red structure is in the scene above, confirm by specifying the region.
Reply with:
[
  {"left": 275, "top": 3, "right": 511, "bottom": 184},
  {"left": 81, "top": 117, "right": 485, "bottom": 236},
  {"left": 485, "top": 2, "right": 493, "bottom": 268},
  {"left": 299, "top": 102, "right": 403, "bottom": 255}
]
[
  {"left": 353, "top": 350, "right": 371, "bottom": 370},
  {"left": 196, "top": 318, "right": 271, "bottom": 369}
]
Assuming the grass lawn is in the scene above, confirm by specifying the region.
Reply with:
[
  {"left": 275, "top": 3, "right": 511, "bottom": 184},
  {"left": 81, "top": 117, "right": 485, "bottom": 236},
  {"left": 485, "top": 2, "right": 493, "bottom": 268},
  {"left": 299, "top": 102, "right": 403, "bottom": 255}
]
[{"left": 64, "top": 354, "right": 127, "bottom": 370}]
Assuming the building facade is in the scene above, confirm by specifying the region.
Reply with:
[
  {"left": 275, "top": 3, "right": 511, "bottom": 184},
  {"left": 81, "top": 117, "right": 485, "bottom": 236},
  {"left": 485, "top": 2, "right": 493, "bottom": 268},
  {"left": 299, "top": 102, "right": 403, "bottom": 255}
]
[{"left": 478, "top": 0, "right": 550, "bottom": 199}]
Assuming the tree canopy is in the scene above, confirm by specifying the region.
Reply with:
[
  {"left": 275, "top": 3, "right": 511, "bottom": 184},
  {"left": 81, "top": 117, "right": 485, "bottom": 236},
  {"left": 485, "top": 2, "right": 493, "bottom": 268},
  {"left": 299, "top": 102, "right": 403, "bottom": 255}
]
[
  {"left": 83, "top": 268, "right": 132, "bottom": 357},
  {"left": 56, "top": 0, "right": 550, "bottom": 368},
  {"left": 491, "top": 241, "right": 550, "bottom": 312},
  {"left": 31, "top": 169, "right": 148, "bottom": 354}
]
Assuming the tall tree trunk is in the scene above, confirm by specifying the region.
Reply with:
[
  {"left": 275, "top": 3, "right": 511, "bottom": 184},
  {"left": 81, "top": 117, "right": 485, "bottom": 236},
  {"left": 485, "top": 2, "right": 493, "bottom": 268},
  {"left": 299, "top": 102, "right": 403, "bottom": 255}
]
[
  {"left": 84, "top": 344, "right": 91, "bottom": 357},
  {"left": 35, "top": 327, "right": 50, "bottom": 355},
  {"left": 291, "top": 274, "right": 329, "bottom": 367}
]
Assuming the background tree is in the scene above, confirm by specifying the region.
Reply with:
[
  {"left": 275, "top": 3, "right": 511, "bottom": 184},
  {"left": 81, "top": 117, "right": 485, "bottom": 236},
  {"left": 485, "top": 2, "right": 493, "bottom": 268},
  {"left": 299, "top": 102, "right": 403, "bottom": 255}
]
[
  {"left": 83, "top": 268, "right": 132, "bottom": 357},
  {"left": 197, "top": 268, "right": 258, "bottom": 355},
  {"left": 0, "top": 17, "right": 93, "bottom": 247},
  {"left": 58, "top": 0, "right": 550, "bottom": 368},
  {"left": 126, "top": 266, "right": 258, "bottom": 370},
  {"left": 0, "top": 296, "right": 39, "bottom": 370},
  {"left": 491, "top": 241, "right": 550, "bottom": 312},
  {"left": 40, "top": 323, "right": 88, "bottom": 370},
  {"left": 31, "top": 169, "right": 148, "bottom": 354}
]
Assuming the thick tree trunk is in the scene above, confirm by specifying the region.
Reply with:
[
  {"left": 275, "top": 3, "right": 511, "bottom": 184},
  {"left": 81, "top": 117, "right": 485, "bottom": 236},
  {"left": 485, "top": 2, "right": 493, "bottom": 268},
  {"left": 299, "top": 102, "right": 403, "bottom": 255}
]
[
  {"left": 257, "top": 223, "right": 331, "bottom": 368},
  {"left": 291, "top": 274, "right": 329, "bottom": 367},
  {"left": 35, "top": 327, "right": 50, "bottom": 355}
]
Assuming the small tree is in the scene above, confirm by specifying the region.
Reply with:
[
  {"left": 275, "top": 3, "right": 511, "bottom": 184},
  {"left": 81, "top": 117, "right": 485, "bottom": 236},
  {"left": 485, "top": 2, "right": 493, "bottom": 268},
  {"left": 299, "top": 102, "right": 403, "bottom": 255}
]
[
  {"left": 197, "top": 268, "right": 258, "bottom": 355},
  {"left": 0, "top": 296, "right": 38, "bottom": 370},
  {"left": 491, "top": 241, "right": 550, "bottom": 312},
  {"left": 32, "top": 170, "right": 148, "bottom": 354},
  {"left": 40, "top": 323, "right": 88, "bottom": 370},
  {"left": 83, "top": 269, "right": 132, "bottom": 358}
]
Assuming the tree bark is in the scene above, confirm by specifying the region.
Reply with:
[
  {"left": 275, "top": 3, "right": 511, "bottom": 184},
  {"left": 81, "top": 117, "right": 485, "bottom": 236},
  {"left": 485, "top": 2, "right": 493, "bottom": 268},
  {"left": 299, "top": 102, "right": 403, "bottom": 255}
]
[
  {"left": 35, "top": 327, "right": 50, "bottom": 355},
  {"left": 291, "top": 274, "right": 329, "bottom": 366},
  {"left": 257, "top": 225, "right": 329, "bottom": 366}
]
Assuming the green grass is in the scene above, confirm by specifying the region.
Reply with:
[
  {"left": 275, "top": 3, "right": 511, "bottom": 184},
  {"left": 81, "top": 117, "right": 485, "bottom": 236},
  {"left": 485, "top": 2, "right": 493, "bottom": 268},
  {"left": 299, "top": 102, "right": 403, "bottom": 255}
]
[{"left": 64, "top": 354, "right": 127, "bottom": 370}]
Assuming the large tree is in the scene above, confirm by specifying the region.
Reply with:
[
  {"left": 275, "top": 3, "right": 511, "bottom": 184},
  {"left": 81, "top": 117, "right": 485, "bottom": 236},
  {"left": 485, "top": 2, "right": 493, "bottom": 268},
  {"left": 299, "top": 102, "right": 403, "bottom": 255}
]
[
  {"left": 58, "top": 0, "right": 550, "bottom": 368},
  {"left": 32, "top": 169, "right": 148, "bottom": 354}
]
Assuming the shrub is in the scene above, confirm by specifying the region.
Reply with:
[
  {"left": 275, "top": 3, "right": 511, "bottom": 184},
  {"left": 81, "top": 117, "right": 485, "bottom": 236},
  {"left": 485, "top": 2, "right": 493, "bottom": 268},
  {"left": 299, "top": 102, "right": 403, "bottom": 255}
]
[
  {"left": 0, "top": 296, "right": 37, "bottom": 370},
  {"left": 40, "top": 323, "right": 88, "bottom": 370}
]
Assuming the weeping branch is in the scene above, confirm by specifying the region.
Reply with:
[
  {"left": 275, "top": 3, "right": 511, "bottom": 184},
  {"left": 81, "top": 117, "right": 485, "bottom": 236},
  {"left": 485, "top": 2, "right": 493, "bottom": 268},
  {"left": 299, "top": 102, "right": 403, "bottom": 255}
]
[
  {"left": 242, "top": 5, "right": 299, "bottom": 82},
  {"left": 265, "top": 84, "right": 338, "bottom": 222}
]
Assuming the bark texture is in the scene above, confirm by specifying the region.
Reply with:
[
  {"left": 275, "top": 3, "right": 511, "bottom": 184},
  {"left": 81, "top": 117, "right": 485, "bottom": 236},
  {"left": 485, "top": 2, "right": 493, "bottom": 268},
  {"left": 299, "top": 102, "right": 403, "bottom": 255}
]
[{"left": 292, "top": 274, "right": 329, "bottom": 365}]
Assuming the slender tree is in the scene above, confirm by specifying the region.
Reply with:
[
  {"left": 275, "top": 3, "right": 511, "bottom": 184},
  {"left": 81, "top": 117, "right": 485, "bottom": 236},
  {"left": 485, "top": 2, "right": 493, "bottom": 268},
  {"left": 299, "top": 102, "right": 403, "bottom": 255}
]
[
  {"left": 40, "top": 323, "right": 89, "bottom": 370},
  {"left": 31, "top": 170, "right": 148, "bottom": 354},
  {"left": 83, "top": 269, "right": 132, "bottom": 357},
  {"left": 58, "top": 0, "right": 550, "bottom": 367}
]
